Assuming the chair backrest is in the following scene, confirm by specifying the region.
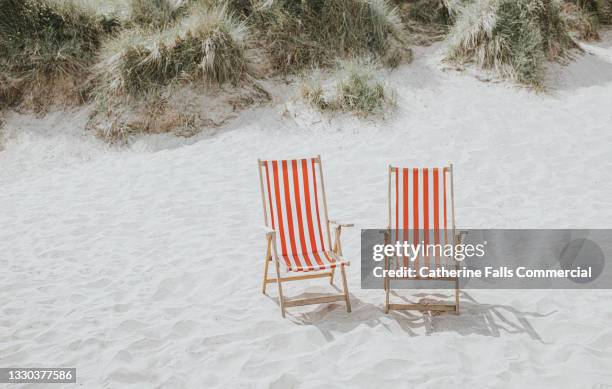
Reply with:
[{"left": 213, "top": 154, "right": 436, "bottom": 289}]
[
  {"left": 388, "top": 165, "right": 456, "bottom": 269},
  {"left": 258, "top": 156, "right": 332, "bottom": 261}
]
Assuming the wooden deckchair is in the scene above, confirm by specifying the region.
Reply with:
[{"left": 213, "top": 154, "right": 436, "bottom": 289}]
[
  {"left": 384, "top": 165, "right": 462, "bottom": 314},
  {"left": 258, "top": 156, "right": 352, "bottom": 317}
]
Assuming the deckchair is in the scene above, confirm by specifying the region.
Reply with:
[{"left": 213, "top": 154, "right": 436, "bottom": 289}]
[
  {"left": 258, "top": 156, "right": 352, "bottom": 317},
  {"left": 384, "top": 165, "right": 462, "bottom": 314}
]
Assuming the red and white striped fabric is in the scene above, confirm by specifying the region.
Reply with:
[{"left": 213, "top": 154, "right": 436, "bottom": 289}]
[
  {"left": 389, "top": 167, "right": 454, "bottom": 271},
  {"left": 261, "top": 158, "right": 348, "bottom": 272}
]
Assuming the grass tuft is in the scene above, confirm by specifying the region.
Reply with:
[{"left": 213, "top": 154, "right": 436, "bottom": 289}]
[
  {"left": 130, "top": 0, "right": 189, "bottom": 28},
  {"left": 569, "top": 0, "right": 612, "bottom": 24},
  {"left": 407, "top": 0, "right": 456, "bottom": 25},
  {"left": 396, "top": 0, "right": 468, "bottom": 45},
  {"left": 0, "top": 0, "right": 117, "bottom": 110},
  {"left": 562, "top": 1, "right": 600, "bottom": 41},
  {"left": 94, "top": 3, "right": 249, "bottom": 102},
  {"left": 445, "top": 0, "right": 578, "bottom": 87},
  {"left": 252, "top": 0, "right": 407, "bottom": 74},
  {"left": 300, "top": 59, "right": 394, "bottom": 116}
]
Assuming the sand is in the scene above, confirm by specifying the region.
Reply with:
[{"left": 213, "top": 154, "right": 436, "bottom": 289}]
[{"left": 1, "top": 31, "right": 612, "bottom": 388}]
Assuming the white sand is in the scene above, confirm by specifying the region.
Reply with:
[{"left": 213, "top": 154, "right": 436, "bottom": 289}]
[{"left": 2, "top": 32, "right": 612, "bottom": 388}]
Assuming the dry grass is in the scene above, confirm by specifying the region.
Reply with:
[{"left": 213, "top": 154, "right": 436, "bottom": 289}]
[
  {"left": 563, "top": 1, "right": 600, "bottom": 40},
  {"left": 252, "top": 0, "right": 408, "bottom": 74},
  {"left": 300, "top": 59, "right": 394, "bottom": 117},
  {"left": 395, "top": 0, "right": 466, "bottom": 45},
  {"left": 406, "top": 0, "right": 456, "bottom": 25},
  {"left": 89, "top": 2, "right": 254, "bottom": 140},
  {"left": 3, "top": 0, "right": 604, "bottom": 140},
  {"left": 569, "top": 0, "right": 612, "bottom": 24},
  {"left": 130, "top": 0, "right": 189, "bottom": 28},
  {"left": 0, "top": 0, "right": 118, "bottom": 111},
  {"left": 1, "top": 0, "right": 407, "bottom": 119},
  {"left": 90, "top": 96, "right": 199, "bottom": 142},
  {"left": 94, "top": 3, "right": 249, "bottom": 102},
  {"left": 88, "top": 81, "right": 269, "bottom": 142},
  {"left": 446, "top": 0, "right": 578, "bottom": 87}
]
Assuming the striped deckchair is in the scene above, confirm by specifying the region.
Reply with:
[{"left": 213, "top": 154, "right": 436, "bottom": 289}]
[
  {"left": 384, "top": 165, "right": 462, "bottom": 314},
  {"left": 258, "top": 156, "right": 352, "bottom": 317}
]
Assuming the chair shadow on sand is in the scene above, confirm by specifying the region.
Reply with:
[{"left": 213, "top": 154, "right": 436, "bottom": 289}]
[{"left": 268, "top": 289, "right": 555, "bottom": 343}]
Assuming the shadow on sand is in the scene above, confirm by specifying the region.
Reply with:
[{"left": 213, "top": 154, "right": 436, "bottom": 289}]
[
  {"left": 268, "top": 290, "right": 555, "bottom": 343},
  {"left": 548, "top": 43, "right": 612, "bottom": 91}
]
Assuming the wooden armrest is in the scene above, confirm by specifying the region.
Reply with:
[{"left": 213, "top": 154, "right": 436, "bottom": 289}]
[
  {"left": 262, "top": 226, "right": 276, "bottom": 238},
  {"left": 379, "top": 228, "right": 391, "bottom": 243},
  {"left": 329, "top": 220, "right": 354, "bottom": 228},
  {"left": 329, "top": 221, "right": 352, "bottom": 255},
  {"left": 455, "top": 230, "right": 468, "bottom": 244}
]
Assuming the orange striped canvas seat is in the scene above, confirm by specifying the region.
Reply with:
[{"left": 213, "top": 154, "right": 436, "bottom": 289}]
[
  {"left": 261, "top": 158, "right": 349, "bottom": 272},
  {"left": 389, "top": 166, "right": 456, "bottom": 274}
]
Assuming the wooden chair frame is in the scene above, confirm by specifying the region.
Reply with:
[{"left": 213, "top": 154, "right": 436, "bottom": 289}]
[
  {"left": 384, "top": 164, "right": 462, "bottom": 315},
  {"left": 258, "top": 155, "right": 352, "bottom": 318}
]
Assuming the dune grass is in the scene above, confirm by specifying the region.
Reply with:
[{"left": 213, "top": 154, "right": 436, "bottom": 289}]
[
  {"left": 252, "top": 0, "right": 407, "bottom": 73},
  {"left": 394, "top": 0, "right": 471, "bottom": 46},
  {"left": 94, "top": 3, "right": 248, "bottom": 102},
  {"left": 570, "top": 0, "right": 612, "bottom": 24},
  {"left": 563, "top": 1, "right": 600, "bottom": 40},
  {"left": 0, "top": 0, "right": 118, "bottom": 110},
  {"left": 301, "top": 59, "right": 394, "bottom": 116},
  {"left": 129, "top": 0, "right": 189, "bottom": 28},
  {"left": 128, "top": 0, "right": 253, "bottom": 28},
  {"left": 4, "top": 0, "right": 602, "bottom": 136},
  {"left": 0, "top": 0, "right": 408, "bottom": 116},
  {"left": 446, "top": 0, "right": 577, "bottom": 87},
  {"left": 407, "top": 0, "right": 456, "bottom": 25},
  {"left": 89, "top": 2, "right": 254, "bottom": 140}
]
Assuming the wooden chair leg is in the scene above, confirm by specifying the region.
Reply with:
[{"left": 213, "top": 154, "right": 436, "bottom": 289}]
[
  {"left": 340, "top": 265, "right": 351, "bottom": 313},
  {"left": 384, "top": 276, "right": 390, "bottom": 314},
  {"left": 262, "top": 240, "right": 272, "bottom": 294},
  {"left": 262, "top": 256, "right": 271, "bottom": 294},
  {"left": 329, "top": 267, "right": 335, "bottom": 285},
  {"left": 455, "top": 278, "right": 460, "bottom": 315},
  {"left": 274, "top": 260, "right": 286, "bottom": 318},
  {"left": 384, "top": 257, "right": 390, "bottom": 313}
]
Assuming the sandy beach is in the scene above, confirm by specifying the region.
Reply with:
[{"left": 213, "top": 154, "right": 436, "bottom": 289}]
[{"left": 1, "top": 29, "right": 612, "bottom": 388}]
